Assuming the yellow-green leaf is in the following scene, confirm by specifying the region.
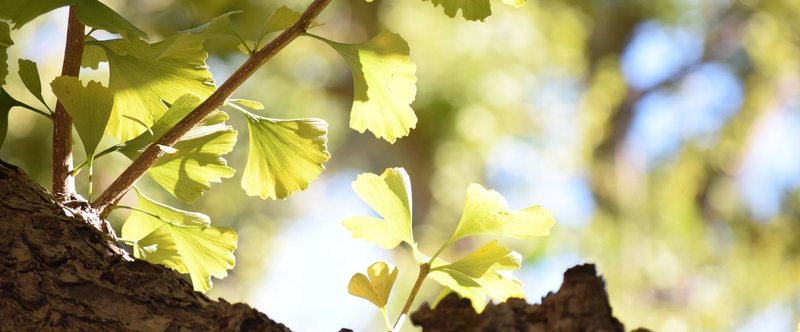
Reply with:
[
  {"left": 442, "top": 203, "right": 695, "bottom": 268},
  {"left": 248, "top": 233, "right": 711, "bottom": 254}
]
[
  {"left": 81, "top": 36, "right": 107, "bottom": 70},
  {"left": 348, "top": 262, "right": 398, "bottom": 308},
  {"left": 316, "top": 32, "right": 417, "bottom": 143},
  {"left": 428, "top": 241, "right": 524, "bottom": 313},
  {"left": 342, "top": 168, "right": 414, "bottom": 249},
  {"left": 18, "top": 59, "right": 46, "bottom": 107},
  {"left": 73, "top": 0, "right": 147, "bottom": 39},
  {"left": 241, "top": 111, "right": 330, "bottom": 199},
  {"left": 432, "top": 240, "right": 520, "bottom": 278},
  {"left": 159, "top": 12, "right": 243, "bottom": 59},
  {"left": 0, "top": 0, "right": 146, "bottom": 39},
  {"left": 88, "top": 36, "right": 215, "bottom": 140},
  {"left": 119, "top": 94, "right": 236, "bottom": 203},
  {"left": 121, "top": 188, "right": 237, "bottom": 293},
  {"left": 50, "top": 76, "right": 113, "bottom": 158},
  {"left": 0, "top": 0, "right": 71, "bottom": 29},
  {"left": 257, "top": 6, "right": 301, "bottom": 43},
  {"left": 0, "top": 21, "right": 12, "bottom": 85},
  {"left": 227, "top": 98, "right": 264, "bottom": 110},
  {"left": 450, "top": 183, "right": 555, "bottom": 242},
  {"left": 424, "top": 0, "right": 491, "bottom": 21}
]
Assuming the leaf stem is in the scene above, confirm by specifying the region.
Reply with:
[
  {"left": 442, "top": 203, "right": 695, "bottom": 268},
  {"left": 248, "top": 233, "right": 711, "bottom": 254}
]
[
  {"left": 91, "top": 0, "right": 333, "bottom": 216},
  {"left": 52, "top": 6, "right": 85, "bottom": 198},
  {"left": 392, "top": 263, "right": 430, "bottom": 332},
  {"left": 72, "top": 144, "right": 123, "bottom": 176},
  {"left": 16, "top": 101, "right": 52, "bottom": 118}
]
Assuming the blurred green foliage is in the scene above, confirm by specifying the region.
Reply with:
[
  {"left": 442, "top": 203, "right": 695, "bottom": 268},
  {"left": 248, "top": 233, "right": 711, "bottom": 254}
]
[{"left": 2, "top": 0, "right": 800, "bottom": 330}]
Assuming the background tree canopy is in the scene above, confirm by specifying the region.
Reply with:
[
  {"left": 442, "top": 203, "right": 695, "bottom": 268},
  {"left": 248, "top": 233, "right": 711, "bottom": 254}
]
[{"left": 2, "top": 0, "right": 799, "bottom": 331}]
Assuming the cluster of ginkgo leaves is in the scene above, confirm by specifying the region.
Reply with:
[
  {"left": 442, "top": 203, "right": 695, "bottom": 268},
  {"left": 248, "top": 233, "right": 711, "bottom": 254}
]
[
  {"left": 343, "top": 168, "right": 554, "bottom": 330},
  {"left": 0, "top": 0, "right": 531, "bottom": 295}
]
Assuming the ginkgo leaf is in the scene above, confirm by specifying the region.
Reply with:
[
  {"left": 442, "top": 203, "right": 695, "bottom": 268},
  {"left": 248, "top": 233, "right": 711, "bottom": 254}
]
[
  {"left": 18, "top": 59, "right": 46, "bottom": 107},
  {"left": 81, "top": 36, "right": 107, "bottom": 70},
  {"left": 450, "top": 183, "right": 555, "bottom": 242},
  {"left": 342, "top": 168, "right": 414, "bottom": 249},
  {"left": 227, "top": 98, "right": 264, "bottom": 110},
  {"left": 0, "top": 0, "right": 70, "bottom": 29},
  {"left": 0, "top": 21, "right": 12, "bottom": 86},
  {"left": 423, "top": 0, "right": 491, "bottom": 21},
  {"left": 432, "top": 240, "right": 520, "bottom": 278},
  {"left": 315, "top": 32, "right": 417, "bottom": 143},
  {"left": 121, "top": 188, "right": 237, "bottom": 293},
  {"left": 50, "top": 76, "right": 114, "bottom": 158},
  {"left": 119, "top": 94, "right": 236, "bottom": 203},
  {"left": 428, "top": 241, "right": 524, "bottom": 312},
  {"left": 87, "top": 36, "right": 215, "bottom": 140},
  {"left": 258, "top": 6, "right": 301, "bottom": 42},
  {"left": 0, "top": 89, "right": 23, "bottom": 148},
  {"left": 159, "top": 12, "right": 244, "bottom": 60},
  {"left": 0, "top": 0, "right": 147, "bottom": 39},
  {"left": 73, "top": 0, "right": 148, "bottom": 39},
  {"left": 241, "top": 111, "right": 330, "bottom": 199},
  {"left": 348, "top": 261, "right": 398, "bottom": 308}
]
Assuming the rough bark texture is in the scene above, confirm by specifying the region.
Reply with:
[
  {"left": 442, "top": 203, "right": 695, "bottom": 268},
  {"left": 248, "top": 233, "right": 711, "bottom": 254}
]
[
  {"left": 411, "top": 264, "right": 636, "bottom": 332},
  {"left": 0, "top": 160, "right": 288, "bottom": 332}
]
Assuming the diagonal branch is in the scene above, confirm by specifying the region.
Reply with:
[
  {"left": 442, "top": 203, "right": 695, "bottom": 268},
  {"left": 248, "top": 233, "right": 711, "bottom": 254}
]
[
  {"left": 52, "top": 6, "right": 85, "bottom": 199},
  {"left": 91, "top": 0, "right": 333, "bottom": 216}
]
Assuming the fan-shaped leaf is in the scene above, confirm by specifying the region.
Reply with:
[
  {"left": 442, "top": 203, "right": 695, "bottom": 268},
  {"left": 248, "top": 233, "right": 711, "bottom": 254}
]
[
  {"left": 0, "top": 0, "right": 146, "bottom": 39},
  {"left": 428, "top": 241, "right": 524, "bottom": 312},
  {"left": 87, "top": 36, "right": 215, "bottom": 140},
  {"left": 348, "top": 262, "right": 398, "bottom": 308},
  {"left": 450, "top": 183, "right": 555, "bottom": 242},
  {"left": 316, "top": 32, "right": 417, "bottom": 143},
  {"left": 50, "top": 76, "right": 113, "bottom": 158},
  {"left": 121, "top": 188, "right": 237, "bottom": 293},
  {"left": 0, "top": 89, "right": 23, "bottom": 148},
  {"left": 119, "top": 94, "right": 236, "bottom": 203},
  {"left": 241, "top": 111, "right": 330, "bottom": 199},
  {"left": 18, "top": 59, "right": 46, "bottom": 107},
  {"left": 342, "top": 168, "right": 414, "bottom": 249}
]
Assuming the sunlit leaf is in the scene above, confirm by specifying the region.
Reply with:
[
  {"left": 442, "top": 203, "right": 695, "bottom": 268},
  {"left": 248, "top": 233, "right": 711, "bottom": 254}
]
[
  {"left": 0, "top": 88, "right": 23, "bottom": 148},
  {"left": 316, "top": 32, "right": 417, "bottom": 143},
  {"left": 432, "top": 240, "right": 520, "bottom": 278},
  {"left": 428, "top": 241, "right": 524, "bottom": 312},
  {"left": 241, "top": 111, "right": 330, "bottom": 199},
  {"left": 50, "top": 76, "right": 113, "bottom": 158},
  {"left": 18, "top": 59, "right": 46, "bottom": 107},
  {"left": 121, "top": 188, "right": 237, "bottom": 293},
  {"left": 0, "top": 0, "right": 146, "bottom": 39},
  {"left": 0, "top": 21, "right": 12, "bottom": 86},
  {"left": 227, "top": 98, "right": 263, "bottom": 110},
  {"left": 88, "top": 36, "right": 215, "bottom": 140},
  {"left": 342, "top": 168, "right": 414, "bottom": 249},
  {"left": 119, "top": 94, "right": 236, "bottom": 203},
  {"left": 450, "top": 183, "right": 555, "bottom": 242},
  {"left": 348, "top": 262, "right": 398, "bottom": 308}
]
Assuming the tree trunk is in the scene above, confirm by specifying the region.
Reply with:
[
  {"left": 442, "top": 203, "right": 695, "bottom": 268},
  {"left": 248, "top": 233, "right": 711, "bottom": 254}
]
[
  {"left": 0, "top": 160, "right": 288, "bottom": 331},
  {"left": 0, "top": 159, "right": 640, "bottom": 331}
]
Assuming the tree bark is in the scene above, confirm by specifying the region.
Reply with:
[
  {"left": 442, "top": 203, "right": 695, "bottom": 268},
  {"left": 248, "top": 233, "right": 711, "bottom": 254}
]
[
  {"left": 411, "top": 264, "right": 644, "bottom": 332},
  {"left": 0, "top": 160, "right": 288, "bottom": 331}
]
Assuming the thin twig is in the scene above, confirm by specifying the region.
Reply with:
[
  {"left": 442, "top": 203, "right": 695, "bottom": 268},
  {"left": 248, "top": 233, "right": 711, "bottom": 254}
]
[
  {"left": 52, "top": 6, "right": 84, "bottom": 198},
  {"left": 92, "top": 0, "right": 333, "bottom": 216},
  {"left": 393, "top": 263, "right": 431, "bottom": 331}
]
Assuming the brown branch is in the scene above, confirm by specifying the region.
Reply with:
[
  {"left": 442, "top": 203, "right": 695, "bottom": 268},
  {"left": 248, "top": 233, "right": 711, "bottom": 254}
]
[
  {"left": 91, "top": 0, "right": 333, "bottom": 216},
  {"left": 52, "top": 6, "right": 84, "bottom": 199}
]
